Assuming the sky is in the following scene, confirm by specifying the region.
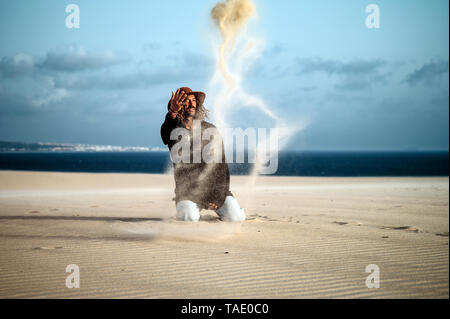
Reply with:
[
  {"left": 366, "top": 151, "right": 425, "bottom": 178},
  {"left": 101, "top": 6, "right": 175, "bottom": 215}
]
[{"left": 0, "top": 0, "right": 448, "bottom": 151}]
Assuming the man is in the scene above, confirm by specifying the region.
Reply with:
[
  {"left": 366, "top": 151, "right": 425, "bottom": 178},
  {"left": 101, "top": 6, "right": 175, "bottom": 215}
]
[{"left": 160, "top": 87, "right": 245, "bottom": 222}]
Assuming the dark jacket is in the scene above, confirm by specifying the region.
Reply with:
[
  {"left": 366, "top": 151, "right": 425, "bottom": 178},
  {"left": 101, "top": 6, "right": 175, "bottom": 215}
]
[{"left": 160, "top": 113, "right": 232, "bottom": 210}]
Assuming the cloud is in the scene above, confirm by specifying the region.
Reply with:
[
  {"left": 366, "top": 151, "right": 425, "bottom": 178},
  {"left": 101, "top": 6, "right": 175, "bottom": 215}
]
[
  {"left": 30, "top": 87, "right": 68, "bottom": 108},
  {"left": 0, "top": 53, "right": 35, "bottom": 78},
  {"left": 53, "top": 69, "right": 186, "bottom": 90},
  {"left": 0, "top": 47, "right": 213, "bottom": 93},
  {"left": 0, "top": 77, "right": 70, "bottom": 115},
  {"left": 405, "top": 60, "right": 449, "bottom": 86},
  {"left": 0, "top": 47, "right": 129, "bottom": 79},
  {"left": 0, "top": 47, "right": 215, "bottom": 120},
  {"left": 296, "top": 57, "right": 389, "bottom": 90},
  {"left": 39, "top": 47, "right": 129, "bottom": 72},
  {"left": 53, "top": 51, "right": 213, "bottom": 91}
]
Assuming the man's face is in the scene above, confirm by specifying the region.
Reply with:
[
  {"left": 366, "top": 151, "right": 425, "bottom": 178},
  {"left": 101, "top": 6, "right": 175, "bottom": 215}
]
[{"left": 183, "top": 94, "right": 197, "bottom": 117}]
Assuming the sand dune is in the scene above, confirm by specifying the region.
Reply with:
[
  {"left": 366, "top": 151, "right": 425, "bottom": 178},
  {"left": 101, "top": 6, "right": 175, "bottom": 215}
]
[{"left": 0, "top": 171, "right": 448, "bottom": 298}]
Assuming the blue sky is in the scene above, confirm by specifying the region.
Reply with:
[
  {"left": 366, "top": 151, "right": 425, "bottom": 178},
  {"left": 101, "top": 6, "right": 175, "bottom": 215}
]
[{"left": 0, "top": 0, "right": 448, "bottom": 150}]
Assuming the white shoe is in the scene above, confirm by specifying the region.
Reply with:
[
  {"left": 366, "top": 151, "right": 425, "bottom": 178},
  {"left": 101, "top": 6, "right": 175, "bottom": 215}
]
[
  {"left": 217, "top": 196, "right": 246, "bottom": 222},
  {"left": 176, "top": 200, "right": 200, "bottom": 222}
]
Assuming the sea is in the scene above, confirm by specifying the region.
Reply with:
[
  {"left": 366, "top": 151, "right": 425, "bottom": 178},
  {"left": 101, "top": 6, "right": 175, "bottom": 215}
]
[{"left": 0, "top": 141, "right": 448, "bottom": 177}]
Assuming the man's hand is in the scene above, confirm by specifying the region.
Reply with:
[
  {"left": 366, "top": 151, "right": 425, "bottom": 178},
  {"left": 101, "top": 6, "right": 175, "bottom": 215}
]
[{"left": 169, "top": 88, "right": 187, "bottom": 113}]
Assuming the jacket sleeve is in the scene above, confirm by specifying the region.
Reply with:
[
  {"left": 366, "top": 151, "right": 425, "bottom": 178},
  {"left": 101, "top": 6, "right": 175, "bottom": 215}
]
[{"left": 160, "top": 112, "right": 180, "bottom": 147}]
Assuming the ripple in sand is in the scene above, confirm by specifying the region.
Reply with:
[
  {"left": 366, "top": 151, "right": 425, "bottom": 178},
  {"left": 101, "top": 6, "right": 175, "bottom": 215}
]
[{"left": 380, "top": 225, "right": 422, "bottom": 233}]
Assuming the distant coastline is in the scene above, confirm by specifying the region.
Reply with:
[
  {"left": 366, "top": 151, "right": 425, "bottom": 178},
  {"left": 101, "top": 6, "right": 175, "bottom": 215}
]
[
  {"left": 0, "top": 140, "right": 166, "bottom": 153},
  {"left": 0, "top": 140, "right": 447, "bottom": 153},
  {"left": 0, "top": 141, "right": 448, "bottom": 177}
]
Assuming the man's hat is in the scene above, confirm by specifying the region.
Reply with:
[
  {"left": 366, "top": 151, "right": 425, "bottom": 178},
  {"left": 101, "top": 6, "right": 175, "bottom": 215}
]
[{"left": 179, "top": 87, "right": 206, "bottom": 106}]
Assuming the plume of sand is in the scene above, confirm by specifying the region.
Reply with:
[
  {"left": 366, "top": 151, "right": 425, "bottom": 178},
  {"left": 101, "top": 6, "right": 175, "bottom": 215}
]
[
  {"left": 208, "top": 0, "right": 304, "bottom": 209},
  {"left": 211, "top": 0, "right": 255, "bottom": 90}
]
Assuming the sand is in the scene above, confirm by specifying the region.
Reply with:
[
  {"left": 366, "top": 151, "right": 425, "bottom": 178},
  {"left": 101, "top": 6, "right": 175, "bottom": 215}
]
[{"left": 0, "top": 170, "right": 448, "bottom": 298}]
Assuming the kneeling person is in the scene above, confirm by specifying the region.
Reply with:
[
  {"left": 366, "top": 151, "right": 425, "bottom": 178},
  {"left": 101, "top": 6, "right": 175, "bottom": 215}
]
[{"left": 160, "top": 87, "right": 245, "bottom": 222}]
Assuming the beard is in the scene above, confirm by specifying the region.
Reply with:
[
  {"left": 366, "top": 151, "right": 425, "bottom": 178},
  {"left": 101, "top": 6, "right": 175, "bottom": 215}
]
[{"left": 185, "top": 106, "right": 196, "bottom": 118}]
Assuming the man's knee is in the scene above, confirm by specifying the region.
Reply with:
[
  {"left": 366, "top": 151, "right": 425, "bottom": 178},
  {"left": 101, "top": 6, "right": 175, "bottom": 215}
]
[
  {"left": 176, "top": 200, "right": 200, "bottom": 222},
  {"left": 217, "top": 196, "right": 246, "bottom": 222}
]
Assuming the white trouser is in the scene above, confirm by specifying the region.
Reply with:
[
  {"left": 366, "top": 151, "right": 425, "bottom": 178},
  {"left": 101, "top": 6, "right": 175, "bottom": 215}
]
[{"left": 176, "top": 196, "right": 245, "bottom": 222}]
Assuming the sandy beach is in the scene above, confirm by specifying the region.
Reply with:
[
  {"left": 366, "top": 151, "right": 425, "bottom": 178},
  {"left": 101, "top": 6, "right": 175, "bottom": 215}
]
[{"left": 0, "top": 170, "right": 448, "bottom": 298}]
